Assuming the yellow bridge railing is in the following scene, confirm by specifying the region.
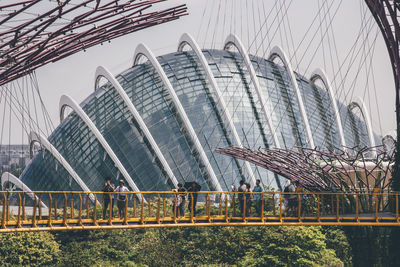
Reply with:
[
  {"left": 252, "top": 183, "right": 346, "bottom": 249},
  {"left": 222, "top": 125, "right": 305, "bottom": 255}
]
[{"left": 0, "top": 190, "right": 398, "bottom": 232}]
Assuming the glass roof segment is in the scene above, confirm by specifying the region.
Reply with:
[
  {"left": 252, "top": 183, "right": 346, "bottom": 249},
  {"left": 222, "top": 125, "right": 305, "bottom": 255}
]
[
  {"left": 158, "top": 51, "right": 249, "bottom": 188},
  {"left": 118, "top": 64, "right": 211, "bottom": 190},
  {"left": 203, "top": 50, "right": 278, "bottom": 188},
  {"left": 82, "top": 83, "right": 171, "bottom": 191}
]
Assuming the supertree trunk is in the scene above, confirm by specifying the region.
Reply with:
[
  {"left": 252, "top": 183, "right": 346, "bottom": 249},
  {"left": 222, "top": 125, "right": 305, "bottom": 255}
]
[
  {"left": 365, "top": 0, "right": 400, "bottom": 191},
  {"left": 364, "top": 2, "right": 400, "bottom": 266}
]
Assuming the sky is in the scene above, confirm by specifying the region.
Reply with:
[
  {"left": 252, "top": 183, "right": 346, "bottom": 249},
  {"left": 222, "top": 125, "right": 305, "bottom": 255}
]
[{"left": 2, "top": 0, "right": 396, "bottom": 144}]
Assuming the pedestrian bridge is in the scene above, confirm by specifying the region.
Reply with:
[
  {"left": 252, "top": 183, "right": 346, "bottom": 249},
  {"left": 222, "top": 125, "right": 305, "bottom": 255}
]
[{"left": 0, "top": 190, "right": 398, "bottom": 233}]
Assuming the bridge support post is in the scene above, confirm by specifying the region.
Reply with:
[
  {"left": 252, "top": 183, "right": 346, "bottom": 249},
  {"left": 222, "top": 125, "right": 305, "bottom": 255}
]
[
  {"left": 2, "top": 192, "right": 6, "bottom": 229},
  {"left": 17, "top": 193, "right": 22, "bottom": 228},
  {"left": 365, "top": 1, "right": 400, "bottom": 191},
  {"left": 93, "top": 194, "right": 98, "bottom": 226}
]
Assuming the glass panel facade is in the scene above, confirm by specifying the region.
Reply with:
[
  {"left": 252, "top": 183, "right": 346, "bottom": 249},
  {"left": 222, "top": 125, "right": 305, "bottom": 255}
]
[
  {"left": 296, "top": 75, "right": 340, "bottom": 152},
  {"left": 20, "top": 149, "right": 82, "bottom": 191},
  {"left": 158, "top": 51, "right": 249, "bottom": 188},
  {"left": 18, "top": 49, "right": 378, "bottom": 192},
  {"left": 203, "top": 50, "right": 281, "bottom": 188},
  {"left": 118, "top": 64, "right": 210, "bottom": 190},
  {"left": 341, "top": 103, "right": 371, "bottom": 149},
  {"left": 82, "top": 83, "right": 172, "bottom": 190}
]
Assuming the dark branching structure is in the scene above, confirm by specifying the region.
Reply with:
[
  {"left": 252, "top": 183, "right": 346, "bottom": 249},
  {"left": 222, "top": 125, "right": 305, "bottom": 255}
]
[
  {"left": 364, "top": 1, "right": 400, "bottom": 193},
  {"left": 0, "top": 0, "right": 187, "bottom": 85},
  {"left": 216, "top": 146, "right": 393, "bottom": 193}
]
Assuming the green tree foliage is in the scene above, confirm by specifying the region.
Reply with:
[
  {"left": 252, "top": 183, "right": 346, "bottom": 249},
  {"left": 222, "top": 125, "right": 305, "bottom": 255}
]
[
  {"left": 53, "top": 226, "right": 345, "bottom": 266},
  {"left": 0, "top": 231, "right": 60, "bottom": 266},
  {"left": 54, "top": 229, "right": 144, "bottom": 267},
  {"left": 238, "top": 227, "right": 342, "bottom": 267},
  {"left": 321, "top": 227, "right": 352, "bottom": 266},
  {"left": 0, "top": 226, "right": 348, "bottom": 266},
  {"left": 133, "top": 226, "right": 345, "bottom": 266}
]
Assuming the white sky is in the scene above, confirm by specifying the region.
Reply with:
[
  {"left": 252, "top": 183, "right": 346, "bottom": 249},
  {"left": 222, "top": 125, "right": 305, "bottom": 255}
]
[{"left": 2, "top": 0, "right": 396, "bottom": 144}]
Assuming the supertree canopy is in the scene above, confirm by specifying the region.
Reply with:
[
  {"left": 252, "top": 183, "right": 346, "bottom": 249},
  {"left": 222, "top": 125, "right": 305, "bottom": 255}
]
[
  {"left": 216, "top": 146, "right": 393, "bottom": 192},
  {"left": 0, "top": 0, "right": 187, "bottom": 85}
]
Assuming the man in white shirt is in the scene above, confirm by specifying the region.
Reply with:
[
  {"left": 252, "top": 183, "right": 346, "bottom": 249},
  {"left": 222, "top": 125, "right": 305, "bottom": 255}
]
[{"left": 114, "top": 180, "right": 129, "bottom": 219}]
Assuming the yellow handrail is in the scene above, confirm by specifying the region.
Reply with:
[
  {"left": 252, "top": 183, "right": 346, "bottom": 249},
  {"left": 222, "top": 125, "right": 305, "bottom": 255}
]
[{"left": 0, "top": 190, "right": 397, "bottom": 233}]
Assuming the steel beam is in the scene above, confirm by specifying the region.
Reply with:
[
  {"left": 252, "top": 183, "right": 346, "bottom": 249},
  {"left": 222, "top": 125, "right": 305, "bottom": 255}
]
[
  {"left": 310, "top": 68, "right": 347, "bottom": 149},
  {"left": 1, "top": 172, "right": 47, "bottom": 209},
  {"left": 94, "top": 66, "right": 179, "bottom": 188},
  {"left": 348, "top": 97, "right": 377, "bottom": 156},
  {"left": 59, "top": 95, "right": 143, "bottom": 200},
  {"left": 29, "top": 131, "right": 94, "bottom": 200},
  {"left": 268, "top": 46, "right": 315, "bottom": 149},
  {"left": 0, "top": 1, "right": 188, "bottom": 85},
  {"left": 177, "top": 33, "right": 256, "bottom": 184},
  {"left": 133, "top": 43, "right": 223, "bottom": 191},
  {"left": 223, "top": 34, "right": 281, "bottom": 149}
]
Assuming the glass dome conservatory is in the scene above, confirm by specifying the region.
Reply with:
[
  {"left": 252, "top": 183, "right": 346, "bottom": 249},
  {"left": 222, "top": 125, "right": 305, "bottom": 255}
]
[{"left": 2, "top": 34, "right": 378, "bottom": 193}]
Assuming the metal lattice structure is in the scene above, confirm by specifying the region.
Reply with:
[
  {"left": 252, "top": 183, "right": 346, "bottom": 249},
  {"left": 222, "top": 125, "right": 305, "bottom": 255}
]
[
  {"left": 365, "top": 1, "right": 400, "bottom": 125},
  {"left": 0, "top": 0, "right": 187, "bottom": 85},
  {"left": 216, "top": 146, "right": 394, "bottom": 192}
]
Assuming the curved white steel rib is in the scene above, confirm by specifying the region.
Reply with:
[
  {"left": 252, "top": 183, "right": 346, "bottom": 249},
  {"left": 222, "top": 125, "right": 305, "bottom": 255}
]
[
  {"left": 310, "top": 68, "right": 346, "bottom": 149},
  {"left": 177, "top": 33, "right": 256, "bottom": 185},
  {"left": 94, "top": 66, "right": 179, "bottom": 188},
  {"left": 133, "top": 43, "right": 223, "bottom": 191},
  {"left": 348, "top": 97, "right": 376, "bottom": 156},
  {"left": 268, "top": 46, "right": 315, "bottom": 149},
  {"left": 59, "top": 94, "right": 143, "bottom": 200},
  {"left": 1, "top": 172, "right": 48, "bottom": 208},
  {"left": 223, "top": 34, "right": 281, "bottom": 149},
  {"left": 29, "top": 131, "right": 95, "bottom": 202}
]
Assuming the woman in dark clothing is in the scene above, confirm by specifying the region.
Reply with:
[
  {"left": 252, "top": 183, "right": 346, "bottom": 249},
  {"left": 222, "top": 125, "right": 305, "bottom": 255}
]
[
  {"left": 245, "top": 183, "right": 253, "bottom": 217},
  {"left": 102, "top": 177, "right": 115, "bottom": 219},
  {"left": 177, "top": 183, "right": 186, "bottom": 217},
  {"left": 187, "top": 182, "right": 200, "bottom": 216}
]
